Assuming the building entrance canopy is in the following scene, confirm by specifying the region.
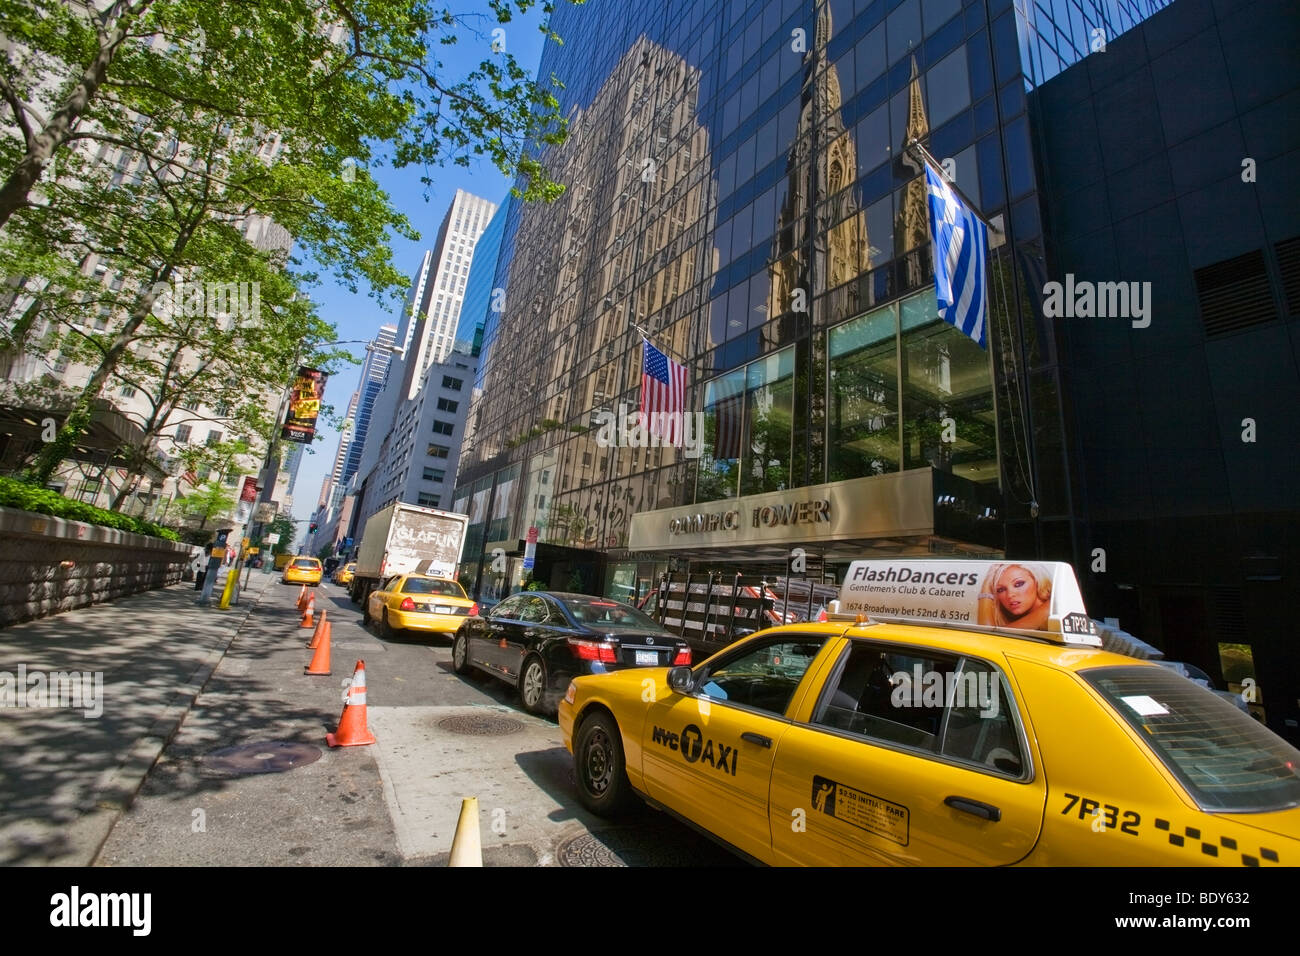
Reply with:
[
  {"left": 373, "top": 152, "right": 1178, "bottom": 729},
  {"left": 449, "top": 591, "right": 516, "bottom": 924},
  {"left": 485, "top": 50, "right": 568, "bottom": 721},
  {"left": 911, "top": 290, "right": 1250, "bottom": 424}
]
[{"left": 628, "top": 468, "right": 999, "bottom": 561}]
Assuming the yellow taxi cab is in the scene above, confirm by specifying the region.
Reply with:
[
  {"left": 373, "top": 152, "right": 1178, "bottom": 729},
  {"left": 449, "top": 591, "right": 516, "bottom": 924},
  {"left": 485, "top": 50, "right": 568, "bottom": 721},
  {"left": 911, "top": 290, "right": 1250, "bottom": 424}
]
[
  {"left": 559, "top": 559, "right": 1300, "bottom": 866},
  {"left": 281, "top": 556, "right": 323, "bottom": 586},
  {"left": 365, "top": 573, "right": 476, "bottom": 639},
  {"left": 334, "top": 562, "right": 356, "bottom": 586}
]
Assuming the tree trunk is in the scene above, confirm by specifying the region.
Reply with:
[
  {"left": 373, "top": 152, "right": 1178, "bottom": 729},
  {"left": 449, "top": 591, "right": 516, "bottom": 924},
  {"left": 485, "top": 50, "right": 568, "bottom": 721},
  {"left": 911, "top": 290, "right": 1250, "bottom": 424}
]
[
  {"left": 0, "top": 2, "right": 153, "bottom": 229},
  {"left": 27, "top": 202, "right": 200, "bottom": 485}
]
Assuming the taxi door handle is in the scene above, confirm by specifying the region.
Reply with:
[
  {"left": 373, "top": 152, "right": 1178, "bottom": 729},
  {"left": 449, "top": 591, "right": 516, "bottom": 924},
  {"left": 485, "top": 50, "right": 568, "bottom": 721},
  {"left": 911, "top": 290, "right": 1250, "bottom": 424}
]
[
  {"left": 741, "top": 732, "right": 771, "bottom": 748},
  {"left": 944, "top": 796, "right": 1002, "bottom": 822}
]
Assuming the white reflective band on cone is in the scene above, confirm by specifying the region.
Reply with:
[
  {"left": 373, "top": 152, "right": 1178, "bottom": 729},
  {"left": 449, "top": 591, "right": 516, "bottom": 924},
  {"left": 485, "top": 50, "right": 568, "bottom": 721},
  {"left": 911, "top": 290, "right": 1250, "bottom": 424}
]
[
  {"left": 353, "top": 668, "right": 366, "bottom": 690},
  {"left": 348, "top": 692, "right": 366, "bottom": 706}
]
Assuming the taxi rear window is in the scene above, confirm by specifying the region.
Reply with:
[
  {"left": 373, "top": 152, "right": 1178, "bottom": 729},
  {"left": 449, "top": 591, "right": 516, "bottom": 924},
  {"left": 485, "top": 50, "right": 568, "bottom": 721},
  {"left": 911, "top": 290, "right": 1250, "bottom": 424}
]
[
  {"left": 1083, "top": 666, "right": 1300, "bottom": 813},
  {"left": 401, "top": 578, "right": 466, "bottom": 597}
]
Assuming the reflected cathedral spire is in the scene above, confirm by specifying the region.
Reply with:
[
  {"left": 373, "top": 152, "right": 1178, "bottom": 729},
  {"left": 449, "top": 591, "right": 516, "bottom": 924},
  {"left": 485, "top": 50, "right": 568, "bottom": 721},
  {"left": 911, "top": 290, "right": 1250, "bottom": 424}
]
[{"left": 767, "top": 1, "right": 871, "bottom": 334}]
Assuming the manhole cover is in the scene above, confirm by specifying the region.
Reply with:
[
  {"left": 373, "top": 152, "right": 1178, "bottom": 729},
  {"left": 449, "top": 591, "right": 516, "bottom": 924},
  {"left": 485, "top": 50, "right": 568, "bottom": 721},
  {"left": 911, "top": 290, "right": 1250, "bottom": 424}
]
[
  {"left": 437, "top": 713, "right": 525, "bottom": 736},
  {"left": 202, "top": 741, "right": 323, "bottom": 775},
  {"left": 556, "top": 828, "right": 709, "bottom": 867}
]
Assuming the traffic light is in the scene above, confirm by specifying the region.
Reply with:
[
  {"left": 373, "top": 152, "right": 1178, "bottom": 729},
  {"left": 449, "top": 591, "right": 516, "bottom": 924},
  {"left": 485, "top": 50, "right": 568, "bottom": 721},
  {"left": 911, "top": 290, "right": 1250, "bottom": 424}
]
[{"left": 309, "top": 522, "right": 318, "bottom": 533}]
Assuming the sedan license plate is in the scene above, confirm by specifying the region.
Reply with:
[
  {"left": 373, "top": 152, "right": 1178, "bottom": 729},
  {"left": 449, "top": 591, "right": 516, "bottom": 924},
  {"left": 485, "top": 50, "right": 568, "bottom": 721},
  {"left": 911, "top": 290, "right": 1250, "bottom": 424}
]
[
  {"left": 635, "top": 650, "right": 659, "bottom": 666},
  {"left": 433, "top": 605, "right": 455, "bottom": 614}
]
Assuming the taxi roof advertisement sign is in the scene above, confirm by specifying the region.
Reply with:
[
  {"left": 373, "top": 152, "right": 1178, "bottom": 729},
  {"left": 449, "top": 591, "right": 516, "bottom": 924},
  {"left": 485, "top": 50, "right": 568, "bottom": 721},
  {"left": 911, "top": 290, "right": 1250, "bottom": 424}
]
[
  {"left": 838, "top": 560, "right": 1101, "bottom": 646},
  {"left": 281, "top": 367, "right": 328, "bottom": 444}
]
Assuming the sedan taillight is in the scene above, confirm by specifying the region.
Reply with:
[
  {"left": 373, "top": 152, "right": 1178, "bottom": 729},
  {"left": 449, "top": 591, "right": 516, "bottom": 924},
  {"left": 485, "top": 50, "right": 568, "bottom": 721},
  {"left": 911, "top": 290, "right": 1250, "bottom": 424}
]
[
  {"left": 672, "top": 647, "right": 692, "bottom": 666},
  {"left": 399, "top": 597, "right": 416, "bottom": 611},
  {"left": 469, "top": 602, "right": 479, "bottom": 616},
  {"left": 568, "top": 638, "right": 617, "bottom": 663}
]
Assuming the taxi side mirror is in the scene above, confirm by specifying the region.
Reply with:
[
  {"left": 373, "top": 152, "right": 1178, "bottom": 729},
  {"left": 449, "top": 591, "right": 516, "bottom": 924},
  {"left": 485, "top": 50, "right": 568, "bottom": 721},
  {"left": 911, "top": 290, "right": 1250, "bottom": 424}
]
[{"left": 667, "top": 666, "right": 695, "bottom": 695}]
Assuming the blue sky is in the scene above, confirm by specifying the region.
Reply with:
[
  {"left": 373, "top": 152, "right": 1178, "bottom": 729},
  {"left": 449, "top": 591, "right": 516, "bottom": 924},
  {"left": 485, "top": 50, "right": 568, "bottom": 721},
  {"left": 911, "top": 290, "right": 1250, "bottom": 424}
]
[{"left": 288, "top": 5, "right": 554, "bottom": 530}]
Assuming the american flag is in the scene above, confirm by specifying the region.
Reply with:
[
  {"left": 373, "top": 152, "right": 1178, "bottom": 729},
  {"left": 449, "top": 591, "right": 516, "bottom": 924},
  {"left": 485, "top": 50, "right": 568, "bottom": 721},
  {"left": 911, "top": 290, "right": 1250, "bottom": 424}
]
[
  {"left": 640, "top": 339, "right": 687, "bottom": 444},
  {"left": 182, "top": 469, "right": 199, "bottom": 488}
]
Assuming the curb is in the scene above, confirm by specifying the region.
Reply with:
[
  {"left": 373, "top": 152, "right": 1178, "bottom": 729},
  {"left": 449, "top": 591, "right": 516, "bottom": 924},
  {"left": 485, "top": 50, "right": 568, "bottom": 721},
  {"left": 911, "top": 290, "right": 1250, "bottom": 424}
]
[{"left": 77, "top": 577, "right": 274, "bottom": 867}]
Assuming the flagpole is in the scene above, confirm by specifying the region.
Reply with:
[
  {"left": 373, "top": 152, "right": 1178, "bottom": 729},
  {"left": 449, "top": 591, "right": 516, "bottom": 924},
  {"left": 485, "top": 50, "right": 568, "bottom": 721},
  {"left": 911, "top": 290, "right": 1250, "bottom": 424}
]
[
  {"left": 629, "top": 319, "right": 689, "bottom": 365},
  {"left": 906, "top": 138, "right": 994, "bottom": 230}
]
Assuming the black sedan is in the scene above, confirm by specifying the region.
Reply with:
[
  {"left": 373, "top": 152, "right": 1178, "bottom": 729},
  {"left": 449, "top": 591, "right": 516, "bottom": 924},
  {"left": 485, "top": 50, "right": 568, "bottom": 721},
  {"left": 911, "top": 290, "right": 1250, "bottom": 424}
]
[{"left": 451, "top": 591, "right": 691, "bottom": 716}]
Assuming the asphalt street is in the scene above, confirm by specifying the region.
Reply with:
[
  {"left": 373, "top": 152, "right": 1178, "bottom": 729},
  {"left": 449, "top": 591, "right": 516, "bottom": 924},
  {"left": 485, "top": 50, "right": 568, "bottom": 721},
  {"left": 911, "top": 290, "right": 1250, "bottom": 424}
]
[{"left": 1, "top": 570, "right": 740, "bottom": 866}]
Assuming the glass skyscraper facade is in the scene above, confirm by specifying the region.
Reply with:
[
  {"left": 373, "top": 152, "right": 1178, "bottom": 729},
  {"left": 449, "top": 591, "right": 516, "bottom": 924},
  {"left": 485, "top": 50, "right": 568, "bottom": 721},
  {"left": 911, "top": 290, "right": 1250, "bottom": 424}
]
[{"left": 454, "top": 0, "right": 1184, "bottom": 600}]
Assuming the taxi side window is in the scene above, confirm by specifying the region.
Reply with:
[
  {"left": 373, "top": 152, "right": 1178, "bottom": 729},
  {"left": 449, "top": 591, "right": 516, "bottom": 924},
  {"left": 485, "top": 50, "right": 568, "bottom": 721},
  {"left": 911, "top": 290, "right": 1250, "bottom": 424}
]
[
  {"left": 940, "top": 660, "right": 1024, "bottom": 776},
  {"left": 811, "top": 643, "right": 953, "bottom": 750},
  {"left": 696, "top": 637, "right": 826, "bottom": 717},
  {"left": 811, "top": 642, "right": 1025, "bottom": 776}
]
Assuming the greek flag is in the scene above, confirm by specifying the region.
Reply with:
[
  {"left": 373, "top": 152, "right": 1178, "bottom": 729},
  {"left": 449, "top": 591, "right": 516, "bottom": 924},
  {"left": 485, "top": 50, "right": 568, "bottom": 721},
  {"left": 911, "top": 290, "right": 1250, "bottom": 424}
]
[{"left": 925, "top": 163, "right": 988, "bottom": 349}]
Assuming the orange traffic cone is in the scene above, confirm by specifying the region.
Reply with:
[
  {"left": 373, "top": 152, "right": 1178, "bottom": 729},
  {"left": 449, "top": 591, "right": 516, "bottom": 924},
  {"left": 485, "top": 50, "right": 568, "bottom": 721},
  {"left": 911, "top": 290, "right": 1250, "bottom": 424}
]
[
  {"left": 305, "top": 619, "right": 331, "bottom": 675},
  {"left": 308, "top": 609, "right": 329, "bottom": 649},
  {"left": 300, "top": 589, "right": 315, "bottom": 628},
  {"left": 296, "top": 585, "right": 308, "bottom": 610},
  {"left": 327, "top": 660, "right": 376, "bottom": 747}
]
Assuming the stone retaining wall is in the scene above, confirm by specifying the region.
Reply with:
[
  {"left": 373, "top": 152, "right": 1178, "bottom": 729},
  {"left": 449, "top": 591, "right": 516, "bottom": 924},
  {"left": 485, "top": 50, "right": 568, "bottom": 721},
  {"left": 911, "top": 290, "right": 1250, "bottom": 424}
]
[{"left": 0, "top": 506, "right": 199, "bottom": 627}]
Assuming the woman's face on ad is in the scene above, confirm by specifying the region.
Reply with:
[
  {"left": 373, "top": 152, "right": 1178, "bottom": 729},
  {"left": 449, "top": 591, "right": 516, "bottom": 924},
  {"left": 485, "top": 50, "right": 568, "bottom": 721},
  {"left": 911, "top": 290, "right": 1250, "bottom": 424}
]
[{"left": 996, "top": 566, "right": 1040, "bottom": 617}]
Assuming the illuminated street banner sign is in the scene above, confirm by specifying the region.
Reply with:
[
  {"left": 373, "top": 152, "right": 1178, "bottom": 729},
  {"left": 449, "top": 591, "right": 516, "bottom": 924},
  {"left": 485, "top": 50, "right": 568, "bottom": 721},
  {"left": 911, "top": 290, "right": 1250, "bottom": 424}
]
[{"left": 281, "top": 367, "right": 329, "bottom": 444}]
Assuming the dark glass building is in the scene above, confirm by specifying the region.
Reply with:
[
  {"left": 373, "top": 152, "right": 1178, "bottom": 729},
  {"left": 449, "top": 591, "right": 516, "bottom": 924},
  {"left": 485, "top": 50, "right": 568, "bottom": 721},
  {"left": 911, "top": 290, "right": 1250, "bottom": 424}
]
[
  {"left": 452, "top": 0, "right": 1297, "bottom": 738},
  {"left": 1029, "top": 0, "right": 1300, "bottom": 739}
]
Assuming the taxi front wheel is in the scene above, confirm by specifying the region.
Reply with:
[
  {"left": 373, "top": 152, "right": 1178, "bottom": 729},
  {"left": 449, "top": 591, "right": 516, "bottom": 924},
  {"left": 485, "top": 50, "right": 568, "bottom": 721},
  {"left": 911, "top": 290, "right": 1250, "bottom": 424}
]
[{"left": 574, "top": 712, "right": 635, "bottom": 817}]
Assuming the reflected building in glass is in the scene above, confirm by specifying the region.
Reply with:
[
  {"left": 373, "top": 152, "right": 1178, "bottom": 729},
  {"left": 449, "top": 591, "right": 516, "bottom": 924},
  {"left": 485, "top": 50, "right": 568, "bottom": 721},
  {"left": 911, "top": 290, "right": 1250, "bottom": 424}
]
[{"left": 454, "top": 0, "right": 1179, "bottom": 605}]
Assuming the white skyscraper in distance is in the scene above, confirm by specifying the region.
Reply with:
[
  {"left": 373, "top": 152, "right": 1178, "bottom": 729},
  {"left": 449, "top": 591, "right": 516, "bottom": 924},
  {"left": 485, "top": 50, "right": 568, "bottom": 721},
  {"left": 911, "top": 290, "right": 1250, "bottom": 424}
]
[{"left": 399, "top": 189, "right": 496, "bottom": 400}]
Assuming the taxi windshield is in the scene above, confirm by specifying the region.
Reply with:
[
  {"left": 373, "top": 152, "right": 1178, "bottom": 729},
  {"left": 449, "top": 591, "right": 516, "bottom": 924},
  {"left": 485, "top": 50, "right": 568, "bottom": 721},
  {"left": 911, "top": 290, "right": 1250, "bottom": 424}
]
[{"left": 1084, "top": 666, "right": 1300, "bottom": 813}]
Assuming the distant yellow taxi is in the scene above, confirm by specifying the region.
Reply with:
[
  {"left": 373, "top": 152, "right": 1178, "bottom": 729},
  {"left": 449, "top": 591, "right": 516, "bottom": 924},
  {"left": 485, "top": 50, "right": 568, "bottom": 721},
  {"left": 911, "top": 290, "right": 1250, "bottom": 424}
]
[
  {"left": 281, "top": 556, "right": 323, "bottom": 586},
  {"left": 365, "top": 573, "right": 476, "bottom": 639},
  {"left": 334, "top": 562, "right": 356, "bottom": 586},
  {"left": 560, "top": 559, "right": 1300, "bottom": 866}
]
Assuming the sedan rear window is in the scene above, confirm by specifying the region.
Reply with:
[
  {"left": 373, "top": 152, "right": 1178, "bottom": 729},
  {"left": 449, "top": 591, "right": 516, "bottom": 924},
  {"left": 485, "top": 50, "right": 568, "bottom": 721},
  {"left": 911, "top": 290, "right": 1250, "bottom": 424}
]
[
  {"left": 1083, "top": 666, "right": 1300, "bottom": 813},
  {"left": 565, "top": 599, "right": 660, "bottom": 629},
  {"left": 292, "top": 559, "right": 318, "bottom": 568},
  {"left": 401, "top": 578, "right": 466, "bottom": 597}
]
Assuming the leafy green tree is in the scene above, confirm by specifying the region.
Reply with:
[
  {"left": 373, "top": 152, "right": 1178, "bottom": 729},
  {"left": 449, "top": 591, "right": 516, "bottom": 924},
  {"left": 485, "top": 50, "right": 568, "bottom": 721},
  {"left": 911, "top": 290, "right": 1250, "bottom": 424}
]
[
  {"left": 0, "top": 0, "right": 575, "bottom": 228},
  {"left": 259, "top": 512, "right": 296, "bottom": 555},
  {"left": 1, "top": 0, "right": 579, "bottom": 482},
  {"left": 178, "top": 477, "right": 235, "bottom": 529}
]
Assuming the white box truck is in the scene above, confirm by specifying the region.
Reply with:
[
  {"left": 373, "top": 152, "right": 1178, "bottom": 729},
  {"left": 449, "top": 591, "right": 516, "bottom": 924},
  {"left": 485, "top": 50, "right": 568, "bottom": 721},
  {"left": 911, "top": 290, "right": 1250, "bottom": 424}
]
[{"left": 350, "top": 503, "right": 470, "bottom": 605}]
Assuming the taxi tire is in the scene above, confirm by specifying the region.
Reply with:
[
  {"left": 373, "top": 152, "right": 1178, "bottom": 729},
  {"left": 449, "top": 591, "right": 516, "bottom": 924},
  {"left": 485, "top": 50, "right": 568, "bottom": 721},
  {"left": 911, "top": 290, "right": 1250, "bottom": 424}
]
[
  {"left": 574, "top": 712, "right": 635, "bottom": 817},
  {"left": 452, "top": 631, "right": 472, "bottom": 675},
  {"left": 519, "top": 655, "right": 549, "bottom": 715},
  {"left": 380, "top": 609, "right": 397, "bottom": 639}
]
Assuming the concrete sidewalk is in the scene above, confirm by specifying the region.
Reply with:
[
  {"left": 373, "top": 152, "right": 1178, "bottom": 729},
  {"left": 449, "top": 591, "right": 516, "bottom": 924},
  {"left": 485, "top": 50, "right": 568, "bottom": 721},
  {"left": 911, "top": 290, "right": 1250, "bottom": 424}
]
[
  {"left": 0, "top": 566, "right": 270, "bottom": 865},
  {"left": 95, "top": 579, "right": 403, "bottom": 866}
]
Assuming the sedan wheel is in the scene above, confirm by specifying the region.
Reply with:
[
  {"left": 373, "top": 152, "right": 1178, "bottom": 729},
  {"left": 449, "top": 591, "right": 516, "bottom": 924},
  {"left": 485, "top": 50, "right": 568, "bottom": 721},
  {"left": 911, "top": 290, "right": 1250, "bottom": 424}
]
[
  {"left": 519, "top": 656, "right": 548, "bottom": 715},
  {"left": 574, "top": 712, "right": 634, "bottom": 816},
  {"left": 452, "top": 631, "right": 471, "bottom": 674},
  {"left": 380, "top": 609, "right": 396, "bottom": 639}
]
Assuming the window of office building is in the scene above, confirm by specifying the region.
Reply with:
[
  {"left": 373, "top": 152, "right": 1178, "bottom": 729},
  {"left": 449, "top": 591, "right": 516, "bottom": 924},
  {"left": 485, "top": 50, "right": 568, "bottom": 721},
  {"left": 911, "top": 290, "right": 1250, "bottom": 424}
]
[
  {"left": 427, "top": 444, "right": 450, "bottom": 458},
  {"left": 899, "top": 290, "right": 996, "bottom": 482},
  {"left": 697, "top": 346, "right": 795, "bottom": 502},
  {"left": 829, "top": 302, "right": 901, "bottom": 482},
  {"left": 418, "top": 493, "right": 441, "bottom": 507},
  {"left": 442, "top": 376, "right": 463, "bottom": 390},
  {"left": 437, "top": 398, "right": 459, "bottom": 412},
  {"left": 432, "top": 420, "right": 455, "bottom": 435},
  {"left": 827, "top": 290, "right": 996, "bottom": 484},
  {"left": 175, "top": 424, "right": 192, "bottom": 442},
  {"left": 423, "top": 467, "right": 446, "bottom": 482}
]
